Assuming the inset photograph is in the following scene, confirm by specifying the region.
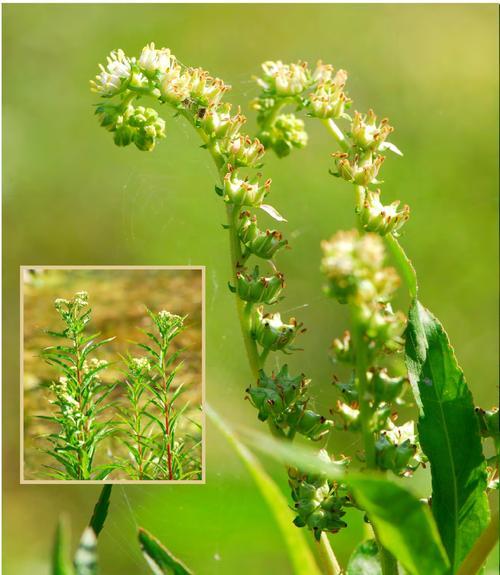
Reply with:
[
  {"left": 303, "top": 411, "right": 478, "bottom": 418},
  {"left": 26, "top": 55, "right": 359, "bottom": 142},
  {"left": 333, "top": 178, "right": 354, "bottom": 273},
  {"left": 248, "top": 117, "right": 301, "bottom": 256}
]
[{"left": 21, "top": 266, "right": 204, "bottom": 483}]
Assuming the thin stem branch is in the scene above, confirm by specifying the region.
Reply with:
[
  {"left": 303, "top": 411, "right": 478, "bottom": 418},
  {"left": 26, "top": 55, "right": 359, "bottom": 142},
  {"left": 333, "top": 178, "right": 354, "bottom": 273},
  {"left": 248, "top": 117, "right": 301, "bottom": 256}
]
[
  {"left": 160, "top": 343, "right": 174, "bottom": 480},
  {"left": 317, "top": 533, "right": 341, "bottom": 575},
  {"left": 322, "top": 118, "right": 350, "bottom": 152},
  {"left": 456, "top": 498, "right": 498, "bottom": 575}
]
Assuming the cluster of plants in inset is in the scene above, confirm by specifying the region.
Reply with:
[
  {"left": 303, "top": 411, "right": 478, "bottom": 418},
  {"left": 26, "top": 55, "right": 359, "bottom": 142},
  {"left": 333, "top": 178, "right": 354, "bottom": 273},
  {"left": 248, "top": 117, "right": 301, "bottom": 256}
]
[
  {"left": 30, "top": 290, "right": 202, "bottom": 481},
  {"left": 85, "top": 43, "right": 498, "bottom": 574}
]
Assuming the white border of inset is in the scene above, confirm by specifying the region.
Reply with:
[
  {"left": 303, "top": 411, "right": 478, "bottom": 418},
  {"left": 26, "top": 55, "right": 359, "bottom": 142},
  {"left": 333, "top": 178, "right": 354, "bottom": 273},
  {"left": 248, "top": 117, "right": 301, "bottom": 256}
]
[{"left": 20, "top": 265, "right": 206, "bottom": 485}]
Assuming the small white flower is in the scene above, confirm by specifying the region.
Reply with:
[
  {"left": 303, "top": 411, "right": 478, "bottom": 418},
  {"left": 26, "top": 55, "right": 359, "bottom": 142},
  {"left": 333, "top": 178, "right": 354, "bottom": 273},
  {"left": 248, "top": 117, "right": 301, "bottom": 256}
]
[
  {"left": 90, "top": 49, "right": 131, "bottom": 96},
  {"left": 139, "top": 42, "right": 174, "bottom": 74}
]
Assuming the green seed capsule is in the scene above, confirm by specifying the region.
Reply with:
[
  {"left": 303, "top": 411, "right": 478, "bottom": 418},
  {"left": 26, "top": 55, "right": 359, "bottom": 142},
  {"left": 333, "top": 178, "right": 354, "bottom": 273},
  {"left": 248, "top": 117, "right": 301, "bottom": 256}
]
[
  {"left": 238, "top": 211, "right": 288, "bottom": 260},
  {"left": 236, "top": 266, "right": 284, "bottom": 304},
  {"left": 289, "top": 450, "right": 350, "bottom": 540},
  {"left": 253, "top": 307, "right": 303, "bottom": 352}
]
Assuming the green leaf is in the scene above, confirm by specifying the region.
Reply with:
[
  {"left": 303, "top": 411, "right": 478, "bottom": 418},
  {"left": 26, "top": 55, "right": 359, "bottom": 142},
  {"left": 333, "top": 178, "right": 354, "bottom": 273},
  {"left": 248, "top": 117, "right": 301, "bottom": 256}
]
[
  {"left": 238, "top": 422, "right": 450, "bottom": 575},
  {"left": 347, "top": 539, "right": 382, "bottom": 575},
  {"left": 73, "top": 528, "right": 97, "bottom": 575},
  {"left": 405, "top": 300, "right": 490, "bottom": 570},
  {"left": 207, "top": 404, "right": 323, "bottom": 575},
  {"left": 52, "top": 517, "right": 74, "bottom": 575},
  {"left": 138, "top": 528, "right": 193, "bottom": 575},
  {"left": 89, "top": 485, "right": 112, "bottom": 536}
]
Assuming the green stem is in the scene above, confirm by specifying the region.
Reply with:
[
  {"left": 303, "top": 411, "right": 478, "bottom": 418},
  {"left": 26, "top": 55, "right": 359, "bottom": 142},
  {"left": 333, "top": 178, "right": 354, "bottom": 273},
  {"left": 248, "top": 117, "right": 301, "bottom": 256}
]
[
  {"left": 384, "top": 234, "right": 418, "bottom": 299},
  {"left": 318, "top": 533, "right": 341, "bottom": 575},
  {"left": 352, "top": 315, "right": 398, "bottom": 575},
  {"left": 351, "top": 318, "right": 376, "bottom": 469},
  {"left": 322, "top": 118, "right": 350, "bottom": 152},
  {"left": 456, "top": 505, "right": 498, "bottom": 575}
]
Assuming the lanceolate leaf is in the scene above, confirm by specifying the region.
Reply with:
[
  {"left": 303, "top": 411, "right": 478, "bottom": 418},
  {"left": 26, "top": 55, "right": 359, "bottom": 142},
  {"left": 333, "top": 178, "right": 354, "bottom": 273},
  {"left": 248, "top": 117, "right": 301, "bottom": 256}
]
[
  {"left": 52, "top": 517, "right": 74, "bottom": 575},
  {"left": 346, "top": 539, "right": 382, "bottom": 575},
  {"left": 207, "top": 404, "right": 323, "bottom": 575},
  {"left": 240, "top": 424, "right": 450, "bottom": 575},
  {"left": 405, "top": 300, "right": 490, "bottom": 571},
  {"left": 89, "top": 485, "right": 112, "bottom": 536},
  {"left": 138, "top": 528, "right": 193, "bottom": 575}
]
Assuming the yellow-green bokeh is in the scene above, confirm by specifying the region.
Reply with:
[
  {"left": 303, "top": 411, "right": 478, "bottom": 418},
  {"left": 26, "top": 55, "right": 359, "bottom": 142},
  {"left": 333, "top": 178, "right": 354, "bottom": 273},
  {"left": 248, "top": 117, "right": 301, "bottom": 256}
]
[{"left": 3, "top": 3, "right": 498, "bottom": 574}]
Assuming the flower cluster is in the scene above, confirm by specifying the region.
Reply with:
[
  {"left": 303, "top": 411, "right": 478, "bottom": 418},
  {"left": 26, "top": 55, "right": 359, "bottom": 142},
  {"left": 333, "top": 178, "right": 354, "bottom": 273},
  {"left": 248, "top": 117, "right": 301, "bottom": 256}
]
[
  {"left": 252, "top": 60, "right": 351, "bottom": 157},
  {"left": 288, "top": 450, "right": 351, "bottom": 540},
  {"left": 320, "top": 230, "right": 399, "bottom": 305},
  {"left": 246, "top": 365, "right": 333, "bottom": 440},
  {"left": 92, "top": 46, "right": 298, "bottom": 391},
  {"left": 53, "top": 291, "right": 91, "bottom": 338},
  {"left": 321, "top": 231, "right": 419, "bottom": 476},
  {"left": 252, "top": 60, "right": 409, "bottom": 236}
]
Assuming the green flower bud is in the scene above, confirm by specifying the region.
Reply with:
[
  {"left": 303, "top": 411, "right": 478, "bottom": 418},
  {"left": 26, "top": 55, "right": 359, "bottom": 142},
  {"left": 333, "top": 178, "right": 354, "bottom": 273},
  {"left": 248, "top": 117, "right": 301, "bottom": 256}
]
[
  {"left": 289, "top": 450, "right": 350, "bottom": 541},
  {"left": 236, "top": 266, "right": 284, "bottom": 304},
  {"left": 237, "top": 211, "right": 288, "bottom": 260},
  {"left": 332, "top": 152, "right": 385, "bottom": 186},
  {"left": 95, "top": 103, "right": 120, "bottom": 131},
  {"left": 253, "top": 307, "right": 303, "bottom": 352},
  {"left": 259, "top": 113, "right": 308, "bottom": 158},
  {"left": 246, "top": 365, "right": 309, "bottom": 424},
  {"left": 360, "top": 189, "right": 410, "bottom": 236},
  {"left": 113, "top": 123, "right": 134, "bottom": 147},
  {"left": 125, "top": 106, "right": 166, "bottom": 152},
  {"left": 222, "top": 171, "right": 270, "bottom": 206}
]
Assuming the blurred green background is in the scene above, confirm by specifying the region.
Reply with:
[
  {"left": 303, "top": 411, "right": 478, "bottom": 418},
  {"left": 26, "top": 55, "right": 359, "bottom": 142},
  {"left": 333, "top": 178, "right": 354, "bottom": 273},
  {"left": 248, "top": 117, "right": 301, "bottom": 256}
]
[{"left": 3, "top": 3, "right": 498, "bottom": 574}]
